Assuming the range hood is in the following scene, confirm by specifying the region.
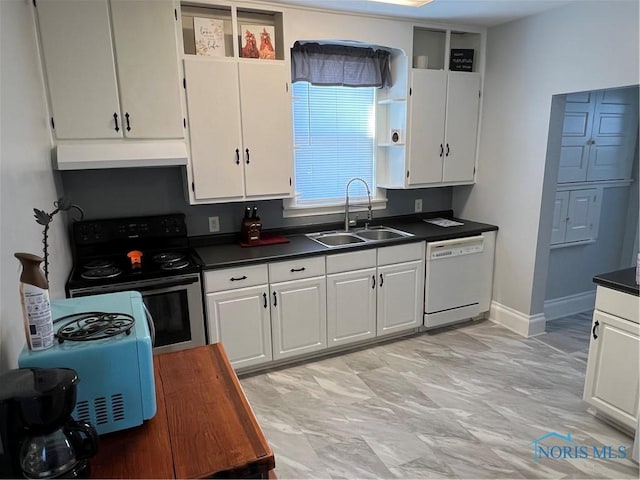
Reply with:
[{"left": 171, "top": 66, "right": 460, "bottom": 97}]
[{"left": 54, "top": 141, "right": 188, "bottom": 170}]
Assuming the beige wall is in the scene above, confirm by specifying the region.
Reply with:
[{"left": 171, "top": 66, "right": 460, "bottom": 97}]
[
  {"left": 453, "top": 0, "right": 639, "bottom": 333},
  {"left": 0, "top": 0, "right": 72, "bottom": 372}
]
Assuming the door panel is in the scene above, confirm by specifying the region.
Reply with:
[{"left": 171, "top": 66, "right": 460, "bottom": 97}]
[
  {"left": 377, "top": 261, "right": 423, "bottom": 336},
  {"left": 110, "top": 0, "right": 184, "bottom": 138},
  {"left": 408, "top": 69, "right": 446, "bottom": 184},
  {"left": 327, "top": 268, "right": 377, "bottom": 347},
  {"left": 184, "top": 59, "right": 244, "bottom": 200},
  {"left": 584, "top": 310, "right": 639, "bottom": 430},
  {"left": 565, "top": 189, "right": 598, "bottom": 243},
  {"left": 271, "top": 277, "right": 326, "bottom": 360},
  {"left": 551, "top": 191, "right": 569, "bottom": 245},
  {"left": 36, "top": 0, "right": 121, "bottom": 139},
  {"left": 239, "top": 62, "right": 293, "bottom": 198},
  {"left": 443, "top": 72, "right": 481, "bottom": 183},
  {"left": 206, "top": 286, "right": 272, "bottom": 369},
  {"left": 558, "top": 94, "right": 596, "bottom": 183}
]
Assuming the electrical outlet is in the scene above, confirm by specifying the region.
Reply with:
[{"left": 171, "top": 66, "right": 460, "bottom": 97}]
[
  {"left": 414, "top": 199, "right": 423, "bottom": 212},
  {"left": 208, "top": 216, "right": 220, "bottom": 233}
]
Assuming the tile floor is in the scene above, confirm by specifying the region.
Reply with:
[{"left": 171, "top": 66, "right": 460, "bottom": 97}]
[{"left": 240, "top": 314, "right": 638, "bottom": 479}]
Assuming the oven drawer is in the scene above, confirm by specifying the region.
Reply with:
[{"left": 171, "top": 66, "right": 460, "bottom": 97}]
[
  {"left": 204, "top": 264, "right": 269, "bottom": 292},
  {"left": 268, "top": 256, "right": 325, "bottom": 283}
]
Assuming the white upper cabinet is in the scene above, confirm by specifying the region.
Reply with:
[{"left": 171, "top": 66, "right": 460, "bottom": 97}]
[
  {"left": 559, "top": 88, "right": 638, "bottom": 183},
  {"left": 180, "top": 3, "right": 292, "bottom": 204},
  {"left": 376, "top": 27, "right": 483, "bottom": 189},
  {"left": 407, "top": 70, "right": 480, "bottom": 185},
  {"left": 36, "top": 0, "right": 184, "bottom": 141}
]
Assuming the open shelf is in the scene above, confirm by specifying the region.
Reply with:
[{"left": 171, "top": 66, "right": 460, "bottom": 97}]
[{"left": 181, "top": 4, "right": 234, "bottom": 57}]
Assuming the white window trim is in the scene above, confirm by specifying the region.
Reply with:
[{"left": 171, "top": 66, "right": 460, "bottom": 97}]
[{"left": 283, "top": 194, "right": 387, "bottom": 218}]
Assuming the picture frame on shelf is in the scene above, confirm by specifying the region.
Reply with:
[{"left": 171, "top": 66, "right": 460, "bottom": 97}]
[
  {"left": 240, "top": 24, "right": 275, "bottom": 60},
  {"left": 449, "top": 49, "right": 474, "bottom": 72},
  {"left": 194, "top": 17, "right": 225, "bottom": 57}
]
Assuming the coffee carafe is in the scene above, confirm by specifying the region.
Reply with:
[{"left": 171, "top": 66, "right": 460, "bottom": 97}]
[{"left": 0, "top": 368, "right": 98, "bottom": 479}]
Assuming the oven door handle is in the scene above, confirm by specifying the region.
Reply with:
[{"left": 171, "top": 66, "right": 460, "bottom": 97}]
[
  {"left": 141, "top": 303, "right": 156, "bottom": 347},
  {"left": 131, "top": 277, "right": 200, "bottom": 293}
]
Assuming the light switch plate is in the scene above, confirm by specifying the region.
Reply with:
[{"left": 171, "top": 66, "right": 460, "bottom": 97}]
[
  {"left": 414, "top": 199, "right": 423, "bottom": 212},
  {"left": 208, "top": 216, "right": 220, "bottom": 232}
]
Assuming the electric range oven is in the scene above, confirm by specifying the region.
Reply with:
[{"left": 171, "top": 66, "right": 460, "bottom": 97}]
[{"left": 65, "top": 214, "right": 206, "bottom": 354}]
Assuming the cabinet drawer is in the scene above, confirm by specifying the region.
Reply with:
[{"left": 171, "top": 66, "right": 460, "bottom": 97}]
[
  {"left": 269, "top": 256, "right": 325, "bottom": 283},
  {"left": 204, "top": 264, "right": 268, "bottom": 292},
  {"left": 595, "top": 286, "right": 639, "bottom": 323},
  {"left": 377, "top": 241, "right": 425, "bottom": 266},
  {"left": 326, "top": 249, "right": 377, "bottom": 274}
]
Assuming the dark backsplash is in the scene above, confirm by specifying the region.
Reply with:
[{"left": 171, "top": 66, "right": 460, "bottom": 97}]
[{"left": 60, "top": 167, "right": 453, "bottom": 236}]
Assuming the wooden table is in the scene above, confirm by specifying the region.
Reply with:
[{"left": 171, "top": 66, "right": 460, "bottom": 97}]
[{"left": 91, "top": 344, "right": 275, "bottom": 478}]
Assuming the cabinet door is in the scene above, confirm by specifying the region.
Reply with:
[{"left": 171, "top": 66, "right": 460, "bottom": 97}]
[
  {"left": 239, "top": 62, "right": 293, "bottom": 198},
  {"left": 206, "top": 285, "right": 272, "bottom": 369},
  {"left": 36, "top": 0, "right": 121, "bottom": 139},
  {"left": 377, "top": 260, "right": 424, "bottom": 336},
  {"left": 550, "top": 191, "right": 570, "bottom": 245},
  {"left": 558, "top": 92, "right": 595, "bottom": 183},
  {"left": 407, "top": 69, "right": 446, "bottom": 185},
  {"left": 270, "top": 277, "right": 326, "bottom": 360},
  {"left": 110, "top": 0, "right": 184, "bottom": 139},
  {"left": 586, "top": 89, "right": 639, "bottom": 181},
  {"left": 442, "top": 72, "right": 481, "bottom": 183},
  {"left": 583, "top": 310, "right": 639, "bottom": 430},
  {"left": 327, "top": 268, "right": 377, "bottom": 347},
  {"left": 565, "top": 189, "right": 598, "bottom": 243},
  {"left": 184, "top": 59, "right": 244, "bottom": 201}
]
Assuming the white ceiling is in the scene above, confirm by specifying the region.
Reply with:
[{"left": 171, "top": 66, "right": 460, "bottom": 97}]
[{"left": 256, "top": 0, "right": 577, "bottom": 27}]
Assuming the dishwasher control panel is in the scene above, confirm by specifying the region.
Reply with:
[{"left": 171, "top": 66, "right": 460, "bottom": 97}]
[{"left": 430, "top": 241, "right": 484, "bottom": 259}]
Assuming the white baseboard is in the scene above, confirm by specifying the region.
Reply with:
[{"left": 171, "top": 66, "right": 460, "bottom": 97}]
[
  {"left": 489, "top": 301, "right": 546, "bottom": 337},
  {"left": 544, "top": 291, "right": 596, "bottom": 322}
]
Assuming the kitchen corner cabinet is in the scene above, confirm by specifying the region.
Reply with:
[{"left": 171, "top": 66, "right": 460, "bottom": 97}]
[
  {"left": 407, "top": 70, "right": 481, "bottom": 185},
  {"left": 35, "top": 0, "right": 183, "bottom": 140},
  {"left": 584, "top": 286, "right": 639, "bottom": 432}
]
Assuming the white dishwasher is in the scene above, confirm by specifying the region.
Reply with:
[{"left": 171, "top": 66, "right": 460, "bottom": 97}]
[{"left": 424, "top": 232, "right": 495, "bottom": 329}]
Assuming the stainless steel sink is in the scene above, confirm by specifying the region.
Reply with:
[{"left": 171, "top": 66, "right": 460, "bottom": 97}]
[
  {"left": 306, "top": 232, "right": 366, "bottom": 247},
  {"left": 306, "top": 226, "right": 413, "bottom": 248},
  {"left": 354, "top": 227, "right": 407, "bottom": 241}
]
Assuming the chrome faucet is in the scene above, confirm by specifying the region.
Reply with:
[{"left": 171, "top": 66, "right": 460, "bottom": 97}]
[{"left": 344, "top": 177, "right": 372, "bottom": 231}]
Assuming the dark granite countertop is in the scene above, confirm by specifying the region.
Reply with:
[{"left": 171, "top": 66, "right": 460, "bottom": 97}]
[
  {"left": 593, "top": 267, "right": 639, "bottom": 297},
  {"left": 191, "top": 212, "right": 498, "bottom": 270}
]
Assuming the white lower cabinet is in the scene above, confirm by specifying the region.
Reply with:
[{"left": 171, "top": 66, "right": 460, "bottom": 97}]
[
  {"left": 584, "top": 287, "right": 639, "bottom": 431},
  {"left": 326, "top": 242, "right": 425, "bottom": 346},
  {"left": 203, "top": 241, "right": 425, "bottom": 370},
  {"left": 270, "top": 276, "right": 327, "bottom": 360},
  {"left": 206, "top": 285, "right": 272, "bottom": 370},
  {"left": 377, "top": 260, "right": 424, "bottom": 336}
]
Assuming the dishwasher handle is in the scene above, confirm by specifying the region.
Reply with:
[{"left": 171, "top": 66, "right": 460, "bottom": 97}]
[{"left": 427, "top": 235, "right": 484, "bottom": 260}]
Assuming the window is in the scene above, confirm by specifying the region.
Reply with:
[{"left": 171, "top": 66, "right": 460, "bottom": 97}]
[{"left": 285, "top": 81, "right": 385, "bottom": 215}]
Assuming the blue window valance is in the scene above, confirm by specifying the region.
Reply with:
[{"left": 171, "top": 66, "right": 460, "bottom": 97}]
[{"left": 291, "top": 41, "right": 391, "bottom": 88}]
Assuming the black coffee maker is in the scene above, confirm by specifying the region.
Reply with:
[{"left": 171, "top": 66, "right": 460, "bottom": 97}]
[{"left": 0, "top": 368, "right": 98, "bottom": 479}]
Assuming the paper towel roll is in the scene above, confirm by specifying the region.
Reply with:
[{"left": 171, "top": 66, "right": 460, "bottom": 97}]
[{"left": 413, "top": 55, "right": 428, "bottom": 69}]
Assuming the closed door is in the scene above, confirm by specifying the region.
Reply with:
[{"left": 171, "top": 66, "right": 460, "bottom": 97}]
[
  {"left": 36, "top": 0, "right": 121, "bottom": 139},
  {"left": 184, "top": 59, "right": 244, "bottom": 201},
  {"left": 442, "top": 72, "right": 481, "bottom": 183},
  {"left": 110, "top": 0, "right": 184, "bottom": 139},
  {"left": 270, "top": 277, "right": 326, "bottom": 360},
  {"left": 583, "top": 310, "right": 639, "bottom": 430},
  {"left": 327, "top": 268, "right": 377, "bottom": 347},
  {"left": 558, "top": 91, "right": 596, "bottom": 183},
  {"left": 239, "top": 62, "right": 293, "bottom": 198},
  {"left": 586, "top": 89, "right": 639, "bottom": 181},
  {"left": 407, "top": 69, "right": 447, "bottom": 185},
  {"left": 206, "top": 285, "right": 272, "bottom": 369},
  {"left": 377, "top": 261, "right": 423, "bottom": 336},
  {"left": 565, "top": 189, "right": 598, "bottom": 243},
  {"left": 550, "top": 191, "right": 570, "bottom": 245}
]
